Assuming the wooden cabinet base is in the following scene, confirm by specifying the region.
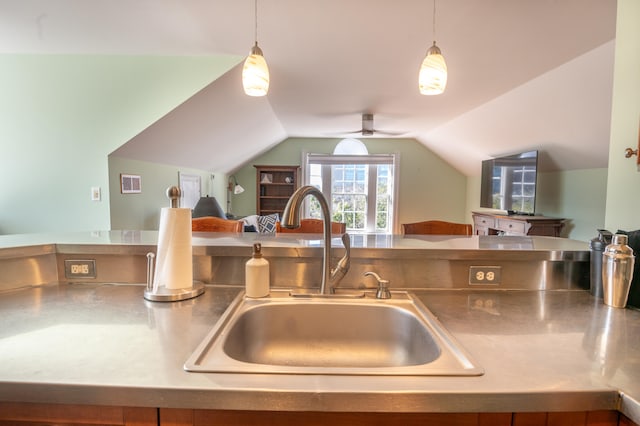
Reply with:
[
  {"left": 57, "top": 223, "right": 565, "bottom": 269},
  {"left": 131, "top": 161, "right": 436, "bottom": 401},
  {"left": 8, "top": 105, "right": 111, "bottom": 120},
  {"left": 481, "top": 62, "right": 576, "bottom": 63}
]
[
  {"left": 161, "top": 410, "right": 512, "bottom": 426},
  {"left": 0, "top": 402, "right": 157, "bottom": 426},
  {"left": 513, "top": 410, "right": 621, "bottom": 425},
  {"left": 159, "top": 409, "right": 634, "bottom": 426},
  {"left": 0, "top": 403, "right": 637, "bottom": 426}
]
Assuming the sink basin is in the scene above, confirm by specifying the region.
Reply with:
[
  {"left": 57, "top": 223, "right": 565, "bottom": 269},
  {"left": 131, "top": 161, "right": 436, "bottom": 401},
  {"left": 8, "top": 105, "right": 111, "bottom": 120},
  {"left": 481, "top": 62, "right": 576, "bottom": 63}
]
[{"left": 184, "top": 290, "right": 483, "bottom": 376}]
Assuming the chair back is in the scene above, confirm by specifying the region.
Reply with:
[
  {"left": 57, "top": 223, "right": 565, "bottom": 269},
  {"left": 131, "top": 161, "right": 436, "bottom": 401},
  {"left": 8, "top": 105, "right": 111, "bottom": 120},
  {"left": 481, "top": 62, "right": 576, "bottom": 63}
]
[
  {"left": 402, "top": 220, "right": 472, "bottom": 236},
  {"left": 192, "top": 216, "right": 243, "bottom": 232},
  {"left": 276, "top": 218, "right": 346, "bottom": 234}
]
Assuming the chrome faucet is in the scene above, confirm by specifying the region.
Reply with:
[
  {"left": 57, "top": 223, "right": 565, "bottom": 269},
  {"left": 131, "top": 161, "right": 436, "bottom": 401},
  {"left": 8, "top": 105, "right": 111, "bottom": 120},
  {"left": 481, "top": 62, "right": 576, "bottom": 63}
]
[{"left": 281, "top": 185, "right": 350, "bottom": 294}]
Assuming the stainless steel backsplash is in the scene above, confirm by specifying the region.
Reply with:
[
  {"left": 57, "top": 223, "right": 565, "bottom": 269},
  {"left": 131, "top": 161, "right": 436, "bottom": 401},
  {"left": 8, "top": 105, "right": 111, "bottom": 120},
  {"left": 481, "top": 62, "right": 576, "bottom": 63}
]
[{"left": 0, "top": 243, "right": 589, "bottom": 292}]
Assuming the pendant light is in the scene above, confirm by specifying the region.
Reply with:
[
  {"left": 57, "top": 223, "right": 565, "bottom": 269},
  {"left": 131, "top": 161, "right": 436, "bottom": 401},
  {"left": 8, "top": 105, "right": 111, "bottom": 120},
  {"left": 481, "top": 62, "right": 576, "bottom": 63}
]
[
  {"left": 419, "top": 0, "right": 447, "bottom": 95},
  {"left": 242, "top": 0, "right": 269, "bottom": 96}
]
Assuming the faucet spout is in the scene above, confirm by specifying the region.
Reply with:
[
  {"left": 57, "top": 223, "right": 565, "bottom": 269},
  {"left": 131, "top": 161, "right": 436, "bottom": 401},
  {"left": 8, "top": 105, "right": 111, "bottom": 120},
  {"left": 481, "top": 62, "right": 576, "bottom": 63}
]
[{"left": 281, "top": 185, "right": 349, "bottom": 294}]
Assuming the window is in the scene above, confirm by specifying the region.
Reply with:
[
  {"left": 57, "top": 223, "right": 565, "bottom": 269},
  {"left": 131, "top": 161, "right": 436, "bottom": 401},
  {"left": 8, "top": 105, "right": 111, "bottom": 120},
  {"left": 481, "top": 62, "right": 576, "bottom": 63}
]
[{"left": 302, "top": 140, "right": 398, "bottom": 234}]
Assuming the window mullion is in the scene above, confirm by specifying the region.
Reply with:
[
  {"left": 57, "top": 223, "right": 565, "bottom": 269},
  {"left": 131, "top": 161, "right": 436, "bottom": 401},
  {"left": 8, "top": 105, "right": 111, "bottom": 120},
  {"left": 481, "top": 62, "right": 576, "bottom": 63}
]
[
  {"left": 366, "top": 165, "right": 377, "bottom": 232},
  {"left": 322, "top": 164, "right": 332, "bottom": 216}
]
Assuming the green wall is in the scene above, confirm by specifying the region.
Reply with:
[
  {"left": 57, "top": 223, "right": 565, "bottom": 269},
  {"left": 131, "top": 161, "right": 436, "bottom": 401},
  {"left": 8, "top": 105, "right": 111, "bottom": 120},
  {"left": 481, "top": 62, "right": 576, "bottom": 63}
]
[
  {"left": 111, "top": 145, "right": 608, "bottom": 238},
  {"left": 233, "top": 137, "right": 610, "bottom": 240},
  {"left": 0, "top": 54, "right": 239, "bottom": 235},
  {"left": 536, "top": 169, "right": 608, "bottom": 241},
  {"left": 108, "top": 156, "right": 228, "bottom": 230},
  {"left": 604, "top": 0, "right": 640, "bottom": 231},
  {"left": 466, "top": 169, "right": 608, "bottom": 242},
  {"left": 231, "top": 137, "right": 468, "bottom": 232}
]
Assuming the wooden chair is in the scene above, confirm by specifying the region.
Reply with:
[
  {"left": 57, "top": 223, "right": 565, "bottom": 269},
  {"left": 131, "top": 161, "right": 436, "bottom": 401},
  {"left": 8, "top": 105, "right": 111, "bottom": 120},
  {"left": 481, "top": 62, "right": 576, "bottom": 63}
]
[
  {"left": 276, "top": 218, "right": 346, "bottom": 234},
  {"left": 402, "top": 220, "right": 473, "bottom": 236},
  {"left": 192, "top": 216, "right": 243, "bottom": 232}
]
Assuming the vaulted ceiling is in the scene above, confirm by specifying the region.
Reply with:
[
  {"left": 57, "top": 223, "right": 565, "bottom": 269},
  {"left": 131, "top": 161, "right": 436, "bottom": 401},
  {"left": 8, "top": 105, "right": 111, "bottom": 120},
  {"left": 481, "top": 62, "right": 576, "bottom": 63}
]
[{"left": 0, "top": 0, "right": 617, "bottom": 176}]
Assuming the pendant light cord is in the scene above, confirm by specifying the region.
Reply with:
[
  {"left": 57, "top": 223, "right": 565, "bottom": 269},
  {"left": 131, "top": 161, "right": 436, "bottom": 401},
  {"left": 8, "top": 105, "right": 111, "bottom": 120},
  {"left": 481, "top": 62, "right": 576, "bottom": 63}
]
[
  {"left": 432, "top": 0, "right": 437, "bottom": 44},
  {"left": 254, "top": 0, "right": 258, "bottom": 45}
]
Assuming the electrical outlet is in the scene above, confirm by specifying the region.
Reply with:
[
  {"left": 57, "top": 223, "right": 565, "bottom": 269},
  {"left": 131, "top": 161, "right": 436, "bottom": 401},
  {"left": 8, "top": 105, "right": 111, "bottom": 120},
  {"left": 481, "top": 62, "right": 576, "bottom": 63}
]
[
  {"left": 469, "top": 266, "right": 501, "bottom": 285},
  {"left": 91, "top": 187, "right": 101, "bottom": 201},
  {"left": 64, "top": 260, "right": 97, "bottom": 279}
]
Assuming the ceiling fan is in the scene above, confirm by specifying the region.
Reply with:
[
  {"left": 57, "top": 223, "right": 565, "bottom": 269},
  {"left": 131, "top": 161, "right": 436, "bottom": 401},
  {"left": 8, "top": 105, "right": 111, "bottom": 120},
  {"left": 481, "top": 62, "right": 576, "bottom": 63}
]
[{"left": 339, "top": 113, "right": 406, "bottom": 137}]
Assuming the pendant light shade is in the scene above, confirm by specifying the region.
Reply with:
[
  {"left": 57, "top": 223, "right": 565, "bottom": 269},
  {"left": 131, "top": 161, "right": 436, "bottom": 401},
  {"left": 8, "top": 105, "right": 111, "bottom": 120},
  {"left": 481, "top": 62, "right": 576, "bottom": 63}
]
[
  {"left": 419, "top": 42, "right": 447, "bottom": 95},
  {"left": 243, "top": 42, "right": 269, "bottom": 96},
  {"left": 419, "top": 0, "right": 447, "bottom": 96},
  {"left": 243, "top": 0, "right": 269, "bottom": 97}
]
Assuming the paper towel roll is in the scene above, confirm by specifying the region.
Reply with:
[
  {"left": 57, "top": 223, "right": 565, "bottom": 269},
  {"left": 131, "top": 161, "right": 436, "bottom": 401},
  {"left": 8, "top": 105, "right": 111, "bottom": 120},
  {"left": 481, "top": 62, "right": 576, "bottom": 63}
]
[{"left": 153, "top": 207, "right": 193, "bottom": 290}]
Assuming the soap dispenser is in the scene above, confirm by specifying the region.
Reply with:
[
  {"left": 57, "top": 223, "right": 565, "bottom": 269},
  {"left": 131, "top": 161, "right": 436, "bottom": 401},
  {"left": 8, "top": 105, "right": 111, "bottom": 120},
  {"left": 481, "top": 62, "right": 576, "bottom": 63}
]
[{"left": 245, "top": 243, "right": 270, "bottom": 298}]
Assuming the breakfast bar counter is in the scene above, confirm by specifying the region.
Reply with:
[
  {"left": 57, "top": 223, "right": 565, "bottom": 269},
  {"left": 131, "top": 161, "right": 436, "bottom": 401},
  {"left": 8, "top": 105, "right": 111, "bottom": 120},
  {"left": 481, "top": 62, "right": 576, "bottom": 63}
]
[{"left": 0, "top": 231, "right": 638, "bottom": 424}]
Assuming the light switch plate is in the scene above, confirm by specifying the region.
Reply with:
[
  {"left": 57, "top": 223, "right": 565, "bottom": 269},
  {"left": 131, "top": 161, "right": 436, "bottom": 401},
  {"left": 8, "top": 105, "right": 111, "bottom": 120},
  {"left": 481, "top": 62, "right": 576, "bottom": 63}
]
[{"left": 91, "top": 187, "right": 101, "bottom": 201}]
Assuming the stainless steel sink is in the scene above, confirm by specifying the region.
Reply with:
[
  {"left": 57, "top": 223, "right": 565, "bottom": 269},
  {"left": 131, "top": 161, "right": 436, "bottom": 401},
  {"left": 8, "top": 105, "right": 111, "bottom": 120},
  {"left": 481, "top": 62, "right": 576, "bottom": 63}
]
[{"left": 184, "top": 290, "right": 483, "bottom": 376}]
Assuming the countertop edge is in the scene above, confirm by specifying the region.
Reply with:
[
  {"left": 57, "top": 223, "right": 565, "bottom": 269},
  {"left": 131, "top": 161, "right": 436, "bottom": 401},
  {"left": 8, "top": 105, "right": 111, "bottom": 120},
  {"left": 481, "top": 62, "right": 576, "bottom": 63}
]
[{"left": 0, "top": 382, "right": 621, "bottom": 414}]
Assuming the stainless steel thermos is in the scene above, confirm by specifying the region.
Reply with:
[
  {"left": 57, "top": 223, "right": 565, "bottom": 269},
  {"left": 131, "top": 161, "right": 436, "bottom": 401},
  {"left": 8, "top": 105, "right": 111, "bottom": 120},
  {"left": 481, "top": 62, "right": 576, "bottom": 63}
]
[{"left": 589, "top": 229, "right": 612, "bottom": 298}]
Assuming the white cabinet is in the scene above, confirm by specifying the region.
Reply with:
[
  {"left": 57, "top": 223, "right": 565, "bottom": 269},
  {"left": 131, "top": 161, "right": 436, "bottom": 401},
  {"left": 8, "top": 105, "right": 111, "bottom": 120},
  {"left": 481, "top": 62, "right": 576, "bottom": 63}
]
[{"left": 472, "top": 212, "right": 565, "bottom": 237}]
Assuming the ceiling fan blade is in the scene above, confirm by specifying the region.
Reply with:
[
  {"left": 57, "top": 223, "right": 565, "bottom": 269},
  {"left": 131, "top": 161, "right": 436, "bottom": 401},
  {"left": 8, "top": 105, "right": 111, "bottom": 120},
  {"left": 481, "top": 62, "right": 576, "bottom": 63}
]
[
  {"left": 325, "top": 113, "right": 407, "bottom": 137},
  {"left": 372, "top": 129, "right": 407, "bottom": 136},
  {"left": 323, "top": 129, "right": 364, "bottom": 136}
]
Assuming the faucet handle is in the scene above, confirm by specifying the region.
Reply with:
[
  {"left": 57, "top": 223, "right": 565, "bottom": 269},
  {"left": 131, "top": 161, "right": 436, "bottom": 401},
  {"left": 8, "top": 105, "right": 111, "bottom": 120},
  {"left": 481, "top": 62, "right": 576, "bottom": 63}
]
[
  {"left": 364, "top": 271, "right": 391, "bottom": 299},
  {"left": 330, "top": 233, "right": 351, "bottom": 292}
]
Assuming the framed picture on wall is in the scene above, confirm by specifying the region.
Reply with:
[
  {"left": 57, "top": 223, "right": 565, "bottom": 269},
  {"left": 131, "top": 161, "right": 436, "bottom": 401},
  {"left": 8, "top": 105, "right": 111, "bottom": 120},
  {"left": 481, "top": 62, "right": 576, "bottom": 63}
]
[{"left": 120, "top": 174, "right": 141, "bottom": 194}]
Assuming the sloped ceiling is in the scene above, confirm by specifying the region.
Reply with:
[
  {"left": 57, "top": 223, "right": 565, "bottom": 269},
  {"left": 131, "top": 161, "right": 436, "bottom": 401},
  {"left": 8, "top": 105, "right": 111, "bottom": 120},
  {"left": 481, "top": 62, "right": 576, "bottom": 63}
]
[
  {"left": 0, "top": 0, "right": 617, "bottom": 176},
  {"left": 112, "top": 64, "right": 288, "bottom": 172}
]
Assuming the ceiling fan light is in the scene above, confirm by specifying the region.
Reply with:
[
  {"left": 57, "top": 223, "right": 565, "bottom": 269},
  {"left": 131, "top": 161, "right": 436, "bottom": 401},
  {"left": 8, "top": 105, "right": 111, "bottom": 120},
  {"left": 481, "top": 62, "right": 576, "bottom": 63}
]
[
  {"left": 362, "top": 113, "right": 374, "bottom": 135},
  {"left": 419, "top": 43, "right": 447, "bottom": 95},
  {"left": 243, "top": 43, "right": 270, "bottom": 97}
]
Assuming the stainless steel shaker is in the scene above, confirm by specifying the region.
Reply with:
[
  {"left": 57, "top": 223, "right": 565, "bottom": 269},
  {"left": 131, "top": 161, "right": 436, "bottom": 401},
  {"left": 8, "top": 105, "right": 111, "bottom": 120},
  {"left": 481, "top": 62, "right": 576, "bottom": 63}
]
[{"left": 602, "top": 234, "right": 635, "bottom": 308}]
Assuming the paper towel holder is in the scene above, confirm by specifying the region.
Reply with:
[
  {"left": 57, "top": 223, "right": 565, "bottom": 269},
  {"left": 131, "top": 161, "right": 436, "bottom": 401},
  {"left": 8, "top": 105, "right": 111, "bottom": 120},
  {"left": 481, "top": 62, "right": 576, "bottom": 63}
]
[
  {"left": 144, "top": 251, "right": 205, "bottom": 302},
  {"left": 143, "top": 186, "right": 205, "bottom": 302}
]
